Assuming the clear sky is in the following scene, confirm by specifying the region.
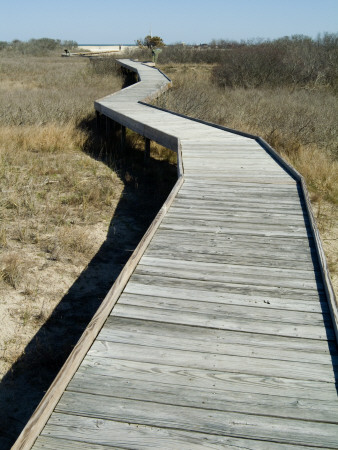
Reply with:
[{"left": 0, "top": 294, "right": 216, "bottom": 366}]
[{"left": 2, "top": 0, "right": 337, "bottom": 44}]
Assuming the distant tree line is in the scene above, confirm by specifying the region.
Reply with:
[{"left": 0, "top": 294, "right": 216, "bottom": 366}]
[
  {"left": 0, "top": 38, "right": 78, "bottom": 55},
  {"left": 133, "top": 33, "right": 337, "bottom": 92},
  {"left": 212, "top": 34, "right": 338, "bottom": 92}
]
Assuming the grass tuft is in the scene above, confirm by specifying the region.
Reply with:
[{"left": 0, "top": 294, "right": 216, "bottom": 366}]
[{"left": 0, "top": 252, "right": 24, "bottom": 289}]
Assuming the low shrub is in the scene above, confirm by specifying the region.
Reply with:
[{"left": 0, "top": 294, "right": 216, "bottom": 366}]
[
  {"left": 0, "top": 38, "right": 78, "bottom": 56},
  {"left": 212, "top": 34, "right": 338, "bottom": 92}
]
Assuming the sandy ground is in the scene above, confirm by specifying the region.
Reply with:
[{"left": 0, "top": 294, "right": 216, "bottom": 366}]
[{"left": 0, "top": 222, "right": 109, "bottom": 376}]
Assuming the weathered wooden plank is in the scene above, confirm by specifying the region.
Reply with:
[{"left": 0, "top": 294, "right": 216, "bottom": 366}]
[
  {"left": 146, "top": 244, "right": 318, "bottom": 270},
  {"left": 176, "top": 191, "right": 304, "bottom": 206},
  {"left": 174, "top": 188, "right": 302, "bottom": 201},
  {"left": 168, "top": 205, "right": 308, "bottom": 224},
  {"left": 112, "top": 303, "right": 334, "bottom": 340},
  {"left": 181, "top": 150, "right": 277, "bottom": 156},
  {"left": 182, "top": 150, "right": 271, "bottom": 155},
  {"left": 135, "top": 261, "right": 322, "bottom": 290},
  {"left": 39, "top": 413, "right": 312, "bottom": 450},
  {"left": 184, "top": 175, "right": 296, "bottom": 184},
  {"left": 68, "top": 371, "right": 338, "bottom": 424},
  {"left": 183, "top": 179, "right": 297, "bottom": 188},
  {"left": 182, "top": 162, "right": 285, "bottom": 170},
  {"left": 140, "top": 256, "right": 319, "bottom": 282},
  {"left": 56, "top": 392, "right": 338, "bottom": 448},
  {"left": 129, "top": 272, "right": 325, "bottom": 303},
  {"left": 33, "top": 436, "right": 120, "bottom": 450},
  {"left": 89, "top": 340, "right": 337, "bottom": 382},
  {"left": 99, "top": 316, "right": 337, "bottom": 363},
  {"left": 154, "top": 228, "right": 315, "bottom": 253},
  {"left": 154, "top": 227, "right": 314, "bottom": 250},
  {"left": 182, "top": 163, "right": 286, "bottom": 171},
  {"left": 183, "top": 153, "right": 270, "bottom": 157},
  {"left": 183, "top": 169, "right": 292, "bottom": 176},
  {"left": 125, "top": 279, "right": 328, "bottom": 313},
  {"left": 172, "top": 196, "right": 308, "bottom": 215},
  {"left": 183, "top": 173, "right": 292, "bottom": 180},
  {"left": 166, "top": 212, "right": 311, "bottom": 233},
  {"left": 182, "top": 148, "right": 271, "bottom": 153},
  {"left": 159, "top": 219, "right": 310, "bottom": 238},
  {"left": 79, "top": 356, "right": 338, "bottom": 401},
  {"left": 117, "top": 292, "right": 331, "bottom": 327},
  {"left": 175, "top": 187, "right": 302, "bottom": 199},
  {"left": 182, "top": 140, "right": 259, "bottom": 146}
]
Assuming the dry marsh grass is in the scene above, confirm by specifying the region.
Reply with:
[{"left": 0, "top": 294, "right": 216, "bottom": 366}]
[{"left": 0, "top": 54, "right": 124, "bottom": 377}]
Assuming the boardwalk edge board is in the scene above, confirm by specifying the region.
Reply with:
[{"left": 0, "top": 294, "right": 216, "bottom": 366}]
[{"left": 12, "top": 59, "right": 337, "bottom": 449}]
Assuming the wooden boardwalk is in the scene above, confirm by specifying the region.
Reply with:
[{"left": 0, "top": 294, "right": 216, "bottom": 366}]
[{"left": 14, "top": 60, "right": 338, "bottom": 449}]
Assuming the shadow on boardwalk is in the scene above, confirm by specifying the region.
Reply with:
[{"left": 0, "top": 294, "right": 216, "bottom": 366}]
[{"left": 0, "top": 127, "right": 177, "bottom": 449}]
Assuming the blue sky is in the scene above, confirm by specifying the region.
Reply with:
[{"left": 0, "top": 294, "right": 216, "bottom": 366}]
[{"left": 2, "top": 0, "right": 337, "bottom": 44}]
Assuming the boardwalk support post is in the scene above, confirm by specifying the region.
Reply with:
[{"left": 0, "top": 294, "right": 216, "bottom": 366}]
[
  {"left": 121, "top": 125, "right": 126, "bottom": 151},
  {"left": 144, "top": 137, "right": 150, "bottom": 162},
  {"left": 95, "top": 111, "right": 101, "bottom": 132},
  {"left": 105, "top": 116, "right": 111, "bottom": 137}
]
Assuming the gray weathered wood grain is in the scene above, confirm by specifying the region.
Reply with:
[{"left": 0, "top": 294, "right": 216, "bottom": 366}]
[
  {"left": 88, "top": 340, "right": 337, "bottom": 383},
  {"left": 37, "top": 413, "right": 315, "bottom": 450},
  {"left": 55, "top": 392, "right": 338, "bottom": 448}
]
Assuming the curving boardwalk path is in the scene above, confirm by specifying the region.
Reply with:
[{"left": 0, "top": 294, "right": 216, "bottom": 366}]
[{"left": 15, "top": 60, "right": 338, "bottom": 449}]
